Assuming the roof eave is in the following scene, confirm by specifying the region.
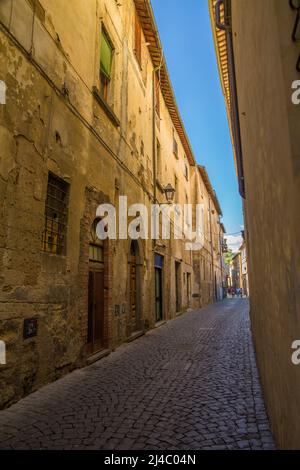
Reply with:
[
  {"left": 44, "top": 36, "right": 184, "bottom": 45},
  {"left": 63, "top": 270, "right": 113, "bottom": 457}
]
[{"left": 134, "top": 0, "right": 196, "bottom": 166}]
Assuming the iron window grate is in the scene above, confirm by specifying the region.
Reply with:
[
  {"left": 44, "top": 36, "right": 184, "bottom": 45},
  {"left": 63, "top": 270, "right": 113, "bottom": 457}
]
[{"left": 42, "top": 173, "right": 69, "bottom": 255}]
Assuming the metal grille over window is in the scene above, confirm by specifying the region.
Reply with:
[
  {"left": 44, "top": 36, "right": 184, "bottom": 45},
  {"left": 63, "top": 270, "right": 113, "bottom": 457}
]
[{"left": 42, "top": 173, "right": 69, "bottom": 255}]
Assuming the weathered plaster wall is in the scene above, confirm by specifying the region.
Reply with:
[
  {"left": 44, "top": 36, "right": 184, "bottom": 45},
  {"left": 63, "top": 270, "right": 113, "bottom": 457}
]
[
  {"left": 0, "top": 0, "right": 224, "bottom": 408},
  {"left": 231, "top": 0, "right": 300, "bottom": 449}
]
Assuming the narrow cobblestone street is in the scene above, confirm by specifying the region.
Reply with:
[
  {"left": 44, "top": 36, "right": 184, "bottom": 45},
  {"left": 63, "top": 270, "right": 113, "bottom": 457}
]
[{"left": 0, "top": 299, "right": 275, "bottom": 450}]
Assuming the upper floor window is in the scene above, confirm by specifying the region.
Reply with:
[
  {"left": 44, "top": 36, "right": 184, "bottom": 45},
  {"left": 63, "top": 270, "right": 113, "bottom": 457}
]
[
  {"left": 184, "top": 163, "right": 189, "bottom": 181},
  {"left": 173, "top": 131, "right": 178, "bottom": 158},
  {"left": 100, "top": 27, "right": 114, "bottom": 101},
  {"left": 155, "top": 73, "right": 160, "bottom": 116},
  {"left": 156, "top": 139, "right": 162, "bottom": 180},
  {"left": 134, "top": 11, "right": 142, "bottom": 67},
  {"left": 42, "top": 173, "right": 69, "bottom": 255},
  {"left": 174, "top": 174, "right": 178, "bottom": 202}
]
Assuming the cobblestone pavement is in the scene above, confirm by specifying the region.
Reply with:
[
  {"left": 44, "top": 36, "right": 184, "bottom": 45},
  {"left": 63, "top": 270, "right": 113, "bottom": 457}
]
[{"left": 0, "top": 299, "right": 276, "bottom": 450}]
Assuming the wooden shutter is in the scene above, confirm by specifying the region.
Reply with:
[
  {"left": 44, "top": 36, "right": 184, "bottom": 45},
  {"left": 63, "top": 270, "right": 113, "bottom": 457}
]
[{"left": 100, "top": 29, "right": 113, "bottom": 79}]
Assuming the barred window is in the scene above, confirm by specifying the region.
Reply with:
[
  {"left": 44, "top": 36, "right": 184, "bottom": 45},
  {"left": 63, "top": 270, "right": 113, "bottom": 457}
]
[{"left": 42, "top": 173, "right": 69, "bottom": 255}]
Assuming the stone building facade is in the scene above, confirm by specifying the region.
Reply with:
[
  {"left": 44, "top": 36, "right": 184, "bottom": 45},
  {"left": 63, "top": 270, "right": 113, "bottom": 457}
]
[
  {"left": 210, "top": 0, "right": 300, "bottom": 448},
  {"left": 231, "top": 251, "right": 241, "bottom": 291},
  {"left": 0, "top": 0, "right": 224, "bottom": 408}
]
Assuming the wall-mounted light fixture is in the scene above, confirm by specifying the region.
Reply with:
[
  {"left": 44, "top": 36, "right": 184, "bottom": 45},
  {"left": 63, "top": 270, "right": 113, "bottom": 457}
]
[{"left": 164, "top": 183, "right": 176, "bottom": 204}]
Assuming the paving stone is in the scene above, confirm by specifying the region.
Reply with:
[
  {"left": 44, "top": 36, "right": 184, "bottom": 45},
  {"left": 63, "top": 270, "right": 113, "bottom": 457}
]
[{"left": 0, "top": 299, "right": 276, "bottom": 450}]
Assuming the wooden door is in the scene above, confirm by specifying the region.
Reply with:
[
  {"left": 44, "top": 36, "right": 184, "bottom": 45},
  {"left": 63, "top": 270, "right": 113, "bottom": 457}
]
[
  {"left": 130, "top": 256, "right": 137, "bottom": 331},
  {"left": 87, "top": 269, "right": 104, "bottom": 354},
  {"left": 187, "top": 273, "right": 191, "bottom": 307},
  {"left": 175, "top": 262, "right": 181, "bottom": 312}
]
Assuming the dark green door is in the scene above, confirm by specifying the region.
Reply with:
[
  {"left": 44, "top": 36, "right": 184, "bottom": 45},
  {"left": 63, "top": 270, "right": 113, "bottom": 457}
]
[{"left": 155, "top": 267, "right": 163, "bottom": 322}]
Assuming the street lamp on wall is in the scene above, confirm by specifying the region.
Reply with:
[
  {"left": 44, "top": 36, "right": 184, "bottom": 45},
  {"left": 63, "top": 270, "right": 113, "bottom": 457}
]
[{"left": 164, "top": 183, "right": 176, "bottom": 204}]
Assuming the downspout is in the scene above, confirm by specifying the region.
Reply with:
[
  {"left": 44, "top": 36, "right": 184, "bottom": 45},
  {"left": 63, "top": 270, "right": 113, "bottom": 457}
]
[
  {"left": 152, "top": 69, "right": 158, "bottom": 253},
  {"left": 152, "top": 68, "right": 157, "bottom": 207},
  {"left": 152, "top": 55, "right": 164, "bottom": 250},
  {"left": 215, "top": 0, "right": 245, "bottom": 199}
]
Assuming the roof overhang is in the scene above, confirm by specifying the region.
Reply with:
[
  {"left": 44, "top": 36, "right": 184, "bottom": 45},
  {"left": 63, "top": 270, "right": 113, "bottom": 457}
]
[
  {"left": 208, "top": 0, "right": 231, "bottom": 116},
  {"left": 208, "top": 0, "right": 246, "bottom": 199},
  {"left": 134, "top": 0, "right": 195, "bottom": 166},
  {"left": 198, "top": 165, "right": 223, "bottom": 216}
]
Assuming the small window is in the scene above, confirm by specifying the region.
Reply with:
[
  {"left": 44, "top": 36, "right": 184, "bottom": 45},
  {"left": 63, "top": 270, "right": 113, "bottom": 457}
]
[
  {"left": 156, "top": 139, "right": 162, "bottom": 180},
  {"left": 173, "top": 134, "right": 178, "bottom": 158},
  {"left": 184, "top": 163, "right": 189, "bottom": 181},
  {"left": 155, "top": 73, "right": 160, "bottom": 116},
  {"left": 42, "top": 173, "right": 69, "bottom": 255},
  {"left": 174, "top": 175, "right": 178, "bottom": 203},
  {"left": 134, "top": 11, "right": 142, "bottom": 66},
  {"left": 100, "top": 27, "right": 113, "bottom": 101}
]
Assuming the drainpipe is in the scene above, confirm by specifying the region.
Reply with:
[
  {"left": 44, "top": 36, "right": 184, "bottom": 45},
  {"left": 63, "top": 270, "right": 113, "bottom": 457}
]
[
  {"left": 152, "top": 68, "right": 157, "bottom": 207},
  {"left": 152, "top": 56, "right": 164, "bottom": 250},
  {"left": 215, "top": 0, "right": 245, "bottom": 199},
  {"left": 152, "top": 68, "right": 158, "bottom": 253}
]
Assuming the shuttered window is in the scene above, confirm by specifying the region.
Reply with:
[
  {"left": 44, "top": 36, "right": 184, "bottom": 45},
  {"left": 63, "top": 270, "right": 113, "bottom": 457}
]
[
  {"left": 100, "top": 27, "right": 113, "bottom": 100},
  {"left": 100, "top": 29, "right": 113, "bottom": 79}
]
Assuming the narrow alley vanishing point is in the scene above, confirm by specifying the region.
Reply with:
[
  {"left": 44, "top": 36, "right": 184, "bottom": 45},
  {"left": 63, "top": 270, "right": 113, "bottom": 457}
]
[{"left": 0, "top": 300, "right": 275, "bottom": 450}]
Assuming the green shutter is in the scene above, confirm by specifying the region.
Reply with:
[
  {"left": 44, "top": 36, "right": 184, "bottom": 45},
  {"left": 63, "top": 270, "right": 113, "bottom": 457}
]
[{"left": 100, "top": 31, "right": 112, "bottom": 78}]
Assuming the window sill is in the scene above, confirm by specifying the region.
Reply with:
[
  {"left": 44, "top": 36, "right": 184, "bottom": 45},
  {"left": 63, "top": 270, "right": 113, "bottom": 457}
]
[{"left": 92, "top": 87, "right": 120, "bottom": 128}]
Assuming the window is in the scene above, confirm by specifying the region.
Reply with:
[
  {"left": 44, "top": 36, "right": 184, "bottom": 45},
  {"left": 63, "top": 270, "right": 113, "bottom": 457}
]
[
  {"left": 184, "top": 163, "right": 189, "bottom": 181},
  {"left": 174, "top": 175, "right": 178, "bottom": 203},
  {"left": 100, "top": 27, "right": 113, "bottom": 101},
  {"left": 134, "top": 11, "right": 142, "bottom": 66},
  {"left": 42, "top": 173, "right": 69, "bottom": 255},
  {"left": 173, "top": 133, "right": 178, "bottom": 158},
  {"left": 155, "top": 73, "right": 160, "bottom": 116},
  {"left": 156, "top": 139, "right": 161, "bottom": 180},
  {"left": 89, "top": 219, "right": 104, "bottom": 263}
]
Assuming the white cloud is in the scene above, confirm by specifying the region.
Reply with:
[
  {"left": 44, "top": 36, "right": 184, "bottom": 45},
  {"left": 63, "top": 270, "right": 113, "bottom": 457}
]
[{"left": 225, "top": 234, "right": 243, "bottom": 253}]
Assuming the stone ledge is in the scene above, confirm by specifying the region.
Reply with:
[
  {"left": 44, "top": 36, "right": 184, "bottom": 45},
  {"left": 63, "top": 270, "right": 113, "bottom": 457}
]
[
  {"left": 92, "top": 87, "right": 120, "bottom": 128},
  {"left": 127, "top": 331, "right": 144, "bottom": 343},
  {"left": 86, "top": 349, "right": 111, "bottom": 365}
]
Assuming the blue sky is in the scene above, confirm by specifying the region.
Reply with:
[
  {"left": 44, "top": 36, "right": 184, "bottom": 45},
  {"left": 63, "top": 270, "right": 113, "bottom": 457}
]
[{"left": 151, "top": 0, "right": 244, "bottom": 248}]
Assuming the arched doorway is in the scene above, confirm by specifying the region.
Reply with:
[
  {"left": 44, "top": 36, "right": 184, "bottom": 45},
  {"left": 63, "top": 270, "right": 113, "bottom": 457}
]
[
  {"left": 129, "top": 240, "right": 141, "bottom": 333},
  {"left": 87, "top": 219, "right": 105, "bottom": 355}
]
